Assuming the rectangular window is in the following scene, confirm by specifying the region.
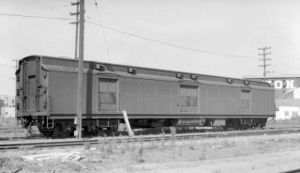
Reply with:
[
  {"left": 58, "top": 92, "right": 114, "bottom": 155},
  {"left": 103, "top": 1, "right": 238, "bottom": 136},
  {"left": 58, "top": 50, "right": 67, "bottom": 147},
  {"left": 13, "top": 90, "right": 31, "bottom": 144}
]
[
  {"left": 180, "top": 85, "right": 198, "bottom": 106},
  {"left": 285, "top": 111, "right": 289, "bottom": 116},
  {"left": 241, "top": 90, "right": 250, "bottom": 108},
  {"left": 241, "top": 88, "right": 251, "bottom": 114},
  {"left": 292, "top": 111, "right": 298, "bottom": 117},
  {"left": 179, "top": 85, "right": 198, "bottom": 112},
  {"left": 98, "top": 78, "right": 118, "bottom": 111}
]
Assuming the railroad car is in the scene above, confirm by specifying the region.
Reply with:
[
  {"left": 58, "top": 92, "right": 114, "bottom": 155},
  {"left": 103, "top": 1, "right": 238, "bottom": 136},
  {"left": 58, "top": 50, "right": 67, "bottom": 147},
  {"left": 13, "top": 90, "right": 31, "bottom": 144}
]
[{"left": 15, "top": 55, "right": 275, "bottom": 136}]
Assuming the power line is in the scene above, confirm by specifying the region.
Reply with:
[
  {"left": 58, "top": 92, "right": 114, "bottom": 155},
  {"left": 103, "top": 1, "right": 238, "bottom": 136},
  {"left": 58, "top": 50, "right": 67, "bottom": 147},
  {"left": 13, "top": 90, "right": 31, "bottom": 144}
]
[
  {"left": 0, "top": 12, "right": 72, "bottom": 21},
  {"left": 2, "top": 10, "right": 300, "bottom": 76},
  {"left": 86, "top": 20, "right": 258, "bottom": 60},
  {"left": 93, "top": 0, "right": 111, "bottom": 62},
  {"left": 273, "top": 59, "right": 300, "bottom": 73},
  {"left": 0, "top": 11, "right": 259, "bottom": 60}
]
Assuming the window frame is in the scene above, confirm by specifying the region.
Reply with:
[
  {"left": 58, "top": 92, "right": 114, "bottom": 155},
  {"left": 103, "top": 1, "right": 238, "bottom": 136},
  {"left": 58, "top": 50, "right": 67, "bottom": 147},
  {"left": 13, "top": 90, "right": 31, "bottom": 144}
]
[
  {"left": 285, "top": 111, "right": 289, "bottom": 116},
  {"left": 240, "top": 88, "right": 252, "bottom": 114},
  {"left": 292, "top": 111, "right": 298, "bottom": 117},
  {"left": 179, "top": 84, "right": 199, "bottom": 112},
  {"left": 98, "top": 78, "right": 119, "bottom": 112}
]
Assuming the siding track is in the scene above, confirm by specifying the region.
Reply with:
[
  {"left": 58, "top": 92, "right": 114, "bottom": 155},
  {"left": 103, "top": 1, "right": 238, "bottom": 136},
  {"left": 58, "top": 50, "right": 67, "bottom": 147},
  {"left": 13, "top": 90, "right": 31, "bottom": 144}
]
[{"left": 1, "top": 128, "right": 300, "bottom": 150}]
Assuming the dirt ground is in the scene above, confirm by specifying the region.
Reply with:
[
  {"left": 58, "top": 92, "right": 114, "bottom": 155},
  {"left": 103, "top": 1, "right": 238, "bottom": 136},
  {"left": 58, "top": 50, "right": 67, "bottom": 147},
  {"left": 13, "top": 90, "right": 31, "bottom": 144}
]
[{"left": 1, "top": 132, "right": 300, "bottom": 173}]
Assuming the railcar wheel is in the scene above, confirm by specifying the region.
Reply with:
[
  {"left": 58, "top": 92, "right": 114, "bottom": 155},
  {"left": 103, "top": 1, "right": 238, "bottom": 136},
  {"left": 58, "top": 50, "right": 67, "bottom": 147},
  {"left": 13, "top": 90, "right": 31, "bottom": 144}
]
[
  {"left": 53, "top": 123, "right": 64, "bottom": 137},
  {"left": 107, "top": 127, "right": 117, "bottom": 136},
  {"left": 37, "top": 123, "right": 54, "bottom": 137},
  {"left": 96, "top": 128, "right": 107, "bottom": 137},
  {"left": 40, "top": 130, "right": 54, "bottom": 137},
  {"left": 259, "top": 123, "right": 266, "bottom": 128}
]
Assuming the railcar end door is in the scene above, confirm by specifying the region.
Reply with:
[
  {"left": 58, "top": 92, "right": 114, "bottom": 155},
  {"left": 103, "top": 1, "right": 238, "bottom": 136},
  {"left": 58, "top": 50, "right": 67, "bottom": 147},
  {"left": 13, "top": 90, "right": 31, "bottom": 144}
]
[{"left": 27, "top": 75, "right": 36, "bottom": 111}]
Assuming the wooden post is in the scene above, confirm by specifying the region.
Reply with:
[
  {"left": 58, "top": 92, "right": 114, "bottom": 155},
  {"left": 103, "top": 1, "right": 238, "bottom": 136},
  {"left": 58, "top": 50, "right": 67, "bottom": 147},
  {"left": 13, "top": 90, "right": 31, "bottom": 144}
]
[
  {"left": 122, "top": 110, "right": 134, "bottom": 138},
  {"left": 76, "top": 0, "right": 85, "bottom": 139}
]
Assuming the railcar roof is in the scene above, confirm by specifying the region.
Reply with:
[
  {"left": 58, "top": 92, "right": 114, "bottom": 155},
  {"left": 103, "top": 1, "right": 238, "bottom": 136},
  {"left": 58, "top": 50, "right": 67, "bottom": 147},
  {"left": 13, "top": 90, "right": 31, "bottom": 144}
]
[{"left": 20, "top": 55, "right": 271, "bottom": 88}]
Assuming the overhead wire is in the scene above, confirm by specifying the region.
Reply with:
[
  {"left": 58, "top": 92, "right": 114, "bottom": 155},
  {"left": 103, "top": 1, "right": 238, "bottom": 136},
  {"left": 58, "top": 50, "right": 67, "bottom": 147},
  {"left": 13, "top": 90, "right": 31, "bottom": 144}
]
[
  {"left": 272, "top": 59, "right": 300, "bottom": 73},
  {"left": 2, "top": 10, "right": 300, "bottom": 74},
  {"left": 0, "top": 12, "right": 72, "bottom": 21},
  {"left": 86, "top": 20, "right": 258, "bottom": 60},
  {"left": 0, "top": 11, "right": 259, "bottom": 60},
  {"left": 93, "top": 0, "right": 111, "bottom": 62}
]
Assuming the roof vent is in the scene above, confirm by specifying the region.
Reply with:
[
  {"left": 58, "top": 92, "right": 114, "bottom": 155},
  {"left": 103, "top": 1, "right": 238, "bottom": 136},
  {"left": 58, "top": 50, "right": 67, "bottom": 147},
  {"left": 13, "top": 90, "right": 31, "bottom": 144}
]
[
  {"left": 94, "top": 64, "right": 105, "bottom": 71},
  {"left": 128, "top": 67, "right": 136, "bottom": 74},
  {"left": 176, "top": 73, "right": 184, "bottom": 79},
  {"left": 191, "top": 74, "right": 198, "bottom": 80},
  {"left": 226, "top": 78, "right": 233, "bottom": 84},
  {"left": 244, "top": 80, "right": 250, "bottom": 85}
]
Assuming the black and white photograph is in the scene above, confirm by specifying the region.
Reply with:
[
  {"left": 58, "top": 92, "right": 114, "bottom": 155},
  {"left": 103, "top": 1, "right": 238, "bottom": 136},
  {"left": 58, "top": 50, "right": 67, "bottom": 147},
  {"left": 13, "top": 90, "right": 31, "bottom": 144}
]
[{"left": 1, "top": 0, "right": 300, "bottom": 172}]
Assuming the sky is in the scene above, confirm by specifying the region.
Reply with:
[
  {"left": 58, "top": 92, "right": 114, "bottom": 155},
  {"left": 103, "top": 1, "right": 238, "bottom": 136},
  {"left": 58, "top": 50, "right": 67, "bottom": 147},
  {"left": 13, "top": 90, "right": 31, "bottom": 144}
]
[{"left": 1, "top": 0, "right": 300, "bottom": 95}]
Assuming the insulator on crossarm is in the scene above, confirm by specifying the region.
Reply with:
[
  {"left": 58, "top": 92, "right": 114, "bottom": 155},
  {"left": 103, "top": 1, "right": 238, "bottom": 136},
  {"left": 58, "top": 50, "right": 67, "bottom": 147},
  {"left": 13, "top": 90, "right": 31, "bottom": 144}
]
[
  {"left": 69, "top": 12, "right": 80, "bottom": 16},
  {"left": 71, "top": 2, "right": 80, "bottom": 6},
  {"left": 70, "top": 21, "right": 79, "bottom": 25}
]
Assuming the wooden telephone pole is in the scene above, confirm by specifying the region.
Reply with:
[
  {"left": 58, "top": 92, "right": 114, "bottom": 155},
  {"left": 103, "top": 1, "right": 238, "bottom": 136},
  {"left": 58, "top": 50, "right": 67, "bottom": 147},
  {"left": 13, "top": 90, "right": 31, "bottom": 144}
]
[{"left": 74, "top": 0, "right": 85, "bottom": 139}]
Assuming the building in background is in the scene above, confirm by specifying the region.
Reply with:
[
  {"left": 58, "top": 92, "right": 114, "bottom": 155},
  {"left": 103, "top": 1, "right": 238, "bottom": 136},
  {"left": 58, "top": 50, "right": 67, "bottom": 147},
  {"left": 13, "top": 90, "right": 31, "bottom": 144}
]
[
  {"left": 245, "top": 76, "right": 300, "bottom": 120},
  {"left": 0, "top": 95, "right": 15, "bottom": 118}
]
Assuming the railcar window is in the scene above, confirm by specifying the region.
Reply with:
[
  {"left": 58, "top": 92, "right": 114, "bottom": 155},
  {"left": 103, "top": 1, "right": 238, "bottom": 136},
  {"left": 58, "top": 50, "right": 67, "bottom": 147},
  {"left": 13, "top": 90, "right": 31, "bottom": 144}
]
[
  {"left": 241, "top": 92, "right": 250, "bottom": 108},
  {"left": 241, "top": 89, "right": 251, "bottom": 108},
  {"left": 240, "top": 89, "right": 251, "bottom": 114},
  {"left": 179, "top": 85, "right": 198, "bottom": 107},
  {"left": 98, "top": 78, "right": 118, "bottom": 111}
]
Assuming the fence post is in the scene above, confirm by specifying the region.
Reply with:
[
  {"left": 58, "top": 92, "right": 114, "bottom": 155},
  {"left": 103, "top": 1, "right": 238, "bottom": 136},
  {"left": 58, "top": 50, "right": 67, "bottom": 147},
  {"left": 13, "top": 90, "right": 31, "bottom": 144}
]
[{"left": 122, "top": 110, "right": 134, "bottom": 138}]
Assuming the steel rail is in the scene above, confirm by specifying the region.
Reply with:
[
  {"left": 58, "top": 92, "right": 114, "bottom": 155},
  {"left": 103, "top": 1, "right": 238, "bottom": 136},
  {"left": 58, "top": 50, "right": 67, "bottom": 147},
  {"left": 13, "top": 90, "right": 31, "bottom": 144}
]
[
  {"left": 0, "top": 129, "right": 27, "bottom": 133},
  {"left": 0, "top": 139, "right": 99, "bottom": 150},
  {"left": 0, "top": 127, "right": 300, "bottom": 150},
  {"left": 0, "top": 128, "right": 28, "bottom": 140}
]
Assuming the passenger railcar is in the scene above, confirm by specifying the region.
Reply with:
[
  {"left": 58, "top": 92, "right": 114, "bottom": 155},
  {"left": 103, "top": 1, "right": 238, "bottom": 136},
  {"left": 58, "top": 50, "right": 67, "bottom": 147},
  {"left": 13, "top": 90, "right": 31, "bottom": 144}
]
[{"left": 15, "top": 55, "right": 275, "bottom": 136}]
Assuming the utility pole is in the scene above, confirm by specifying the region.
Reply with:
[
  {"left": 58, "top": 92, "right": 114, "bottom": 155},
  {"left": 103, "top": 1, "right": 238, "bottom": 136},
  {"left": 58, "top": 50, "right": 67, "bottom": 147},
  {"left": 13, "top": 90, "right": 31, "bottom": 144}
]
[
  {"left": 258, "top": 47, "right": 271, "bottom": 79},
  {"left": 70, "top": 1, "right": 80, "bottom": 59},
  {"left": 73, "top": 0, "right": 85, "bottom": 139}
]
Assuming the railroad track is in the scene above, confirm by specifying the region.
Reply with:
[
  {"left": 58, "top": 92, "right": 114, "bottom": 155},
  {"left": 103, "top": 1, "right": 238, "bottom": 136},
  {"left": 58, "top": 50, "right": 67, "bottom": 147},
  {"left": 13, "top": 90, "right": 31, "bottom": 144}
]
[
  {"left": 0, "top": 128, "right": 27, "bottom": 133},
  {"left": 0, "top": 128, "right": 28, "bottom": 140},
  {"left": 0, "top": 127, "right": 47, "bottom": 141},
  {"left": 1, "top": 127, "right": 300, "bottom": 150}
]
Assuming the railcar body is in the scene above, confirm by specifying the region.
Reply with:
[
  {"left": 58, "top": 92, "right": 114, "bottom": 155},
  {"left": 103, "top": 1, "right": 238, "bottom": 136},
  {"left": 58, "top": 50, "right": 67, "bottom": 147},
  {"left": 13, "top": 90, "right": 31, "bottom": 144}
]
[{"left": 15, "top": 55, "right": 275, "bottom": 136}]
